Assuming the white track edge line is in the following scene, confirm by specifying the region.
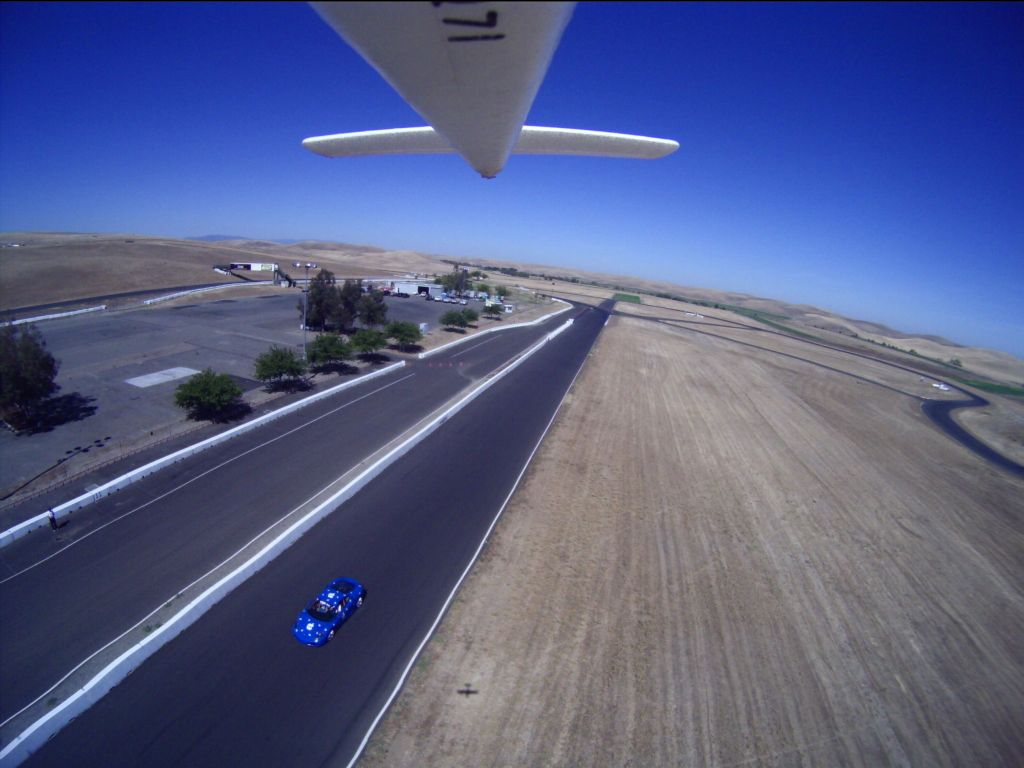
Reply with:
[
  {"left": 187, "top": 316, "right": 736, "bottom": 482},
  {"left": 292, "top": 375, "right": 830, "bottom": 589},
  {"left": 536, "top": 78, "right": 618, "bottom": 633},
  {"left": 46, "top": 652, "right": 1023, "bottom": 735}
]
[
  {"left": 0, "top": 362, "right": 406, "bottom": 548},
  {"left": 343, "top": 314, "right": 593, "bottom": 768}
]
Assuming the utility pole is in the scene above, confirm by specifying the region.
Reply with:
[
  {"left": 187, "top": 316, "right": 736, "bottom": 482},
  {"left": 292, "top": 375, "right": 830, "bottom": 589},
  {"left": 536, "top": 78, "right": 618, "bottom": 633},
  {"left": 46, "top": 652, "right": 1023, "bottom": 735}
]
[{"left": 293, "top": 261, "right": 318, "bottom": 361}]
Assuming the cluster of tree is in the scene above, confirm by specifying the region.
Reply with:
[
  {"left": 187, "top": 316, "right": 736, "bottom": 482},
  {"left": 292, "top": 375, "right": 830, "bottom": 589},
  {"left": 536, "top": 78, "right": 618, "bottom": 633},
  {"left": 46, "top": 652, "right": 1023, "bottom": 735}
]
[
  {"left": 174, "top": 322, "right": 424, "bottom": 420},
  {"left": 0, "top": 324, "right": 60, "bottom": 429},
  {"left": 439, "top": 308, "right": 479, "bottom": 330},
  {"left": 436, "top": 264, "right": 471, "bottom": 296},
  {"left": 386, "top": 320, "right": 424, "bottom": 351},
  {"left": 173, "top": 369, "right": 244, "bottom": 421},
  {"left": 302, "top": 270, "right": 387, "bottom": 331}
]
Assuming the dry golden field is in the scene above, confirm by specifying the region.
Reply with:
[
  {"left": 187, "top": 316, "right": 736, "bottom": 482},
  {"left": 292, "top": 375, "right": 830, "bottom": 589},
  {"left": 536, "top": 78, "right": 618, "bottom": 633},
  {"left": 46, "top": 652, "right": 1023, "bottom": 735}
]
[
  {"left": 4, "top": 232, "right": 1019, "bottom": 390},
  {"left": 361, "top": 304, "right": 1024, "bottom": 767}
]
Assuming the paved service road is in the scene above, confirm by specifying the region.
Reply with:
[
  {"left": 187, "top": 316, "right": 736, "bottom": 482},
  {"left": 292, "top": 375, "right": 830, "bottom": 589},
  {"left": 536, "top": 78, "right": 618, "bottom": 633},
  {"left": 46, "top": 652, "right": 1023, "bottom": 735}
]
[
  {"left": 21, "top": 303, "right": 607, "bottom": 767},
  {"left": 0, "top": 309, "right": 569, "bottom": 728}
]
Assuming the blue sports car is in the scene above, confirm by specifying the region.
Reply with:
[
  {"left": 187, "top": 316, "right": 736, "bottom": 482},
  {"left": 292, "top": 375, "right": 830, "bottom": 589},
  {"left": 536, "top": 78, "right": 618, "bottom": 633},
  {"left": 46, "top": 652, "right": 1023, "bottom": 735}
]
[{"left": 292, "top": 577, "right": 366, "bottom": 647}]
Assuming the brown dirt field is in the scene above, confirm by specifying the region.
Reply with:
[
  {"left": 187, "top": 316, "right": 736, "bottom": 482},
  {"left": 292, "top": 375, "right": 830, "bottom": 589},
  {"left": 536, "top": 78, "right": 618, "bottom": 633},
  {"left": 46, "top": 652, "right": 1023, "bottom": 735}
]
[
  {"left": 956, "top": 395, "right": 1024, "bottom": 467},
  {"left": 360, "top": 312, "right": 1024, "bottom": 767},
  {"left": 480, "top": 269, "right": 1023, "bottom": 388},
  {"left": 0, "top": 233, "right": 452, "bottom": 313},
  {"left": 4, "top": 233, "right": 1019, "bottom": 388},
  {"left": 614, "top": 301, "right": 965, "bottom": 403}
]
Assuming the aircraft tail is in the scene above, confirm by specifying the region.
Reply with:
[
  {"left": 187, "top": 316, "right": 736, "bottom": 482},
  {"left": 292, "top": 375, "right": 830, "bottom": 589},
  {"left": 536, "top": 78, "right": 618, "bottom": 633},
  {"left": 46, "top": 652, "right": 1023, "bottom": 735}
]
[{"left": 303, "top": 126, "right": 678, "bottom": 174}]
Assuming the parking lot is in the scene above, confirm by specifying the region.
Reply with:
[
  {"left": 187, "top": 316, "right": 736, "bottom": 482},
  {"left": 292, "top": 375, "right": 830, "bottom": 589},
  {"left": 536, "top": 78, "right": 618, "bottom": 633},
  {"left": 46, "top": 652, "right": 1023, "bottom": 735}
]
[{"left": 0, "top": 288, "right": 497, "bottom": 506}]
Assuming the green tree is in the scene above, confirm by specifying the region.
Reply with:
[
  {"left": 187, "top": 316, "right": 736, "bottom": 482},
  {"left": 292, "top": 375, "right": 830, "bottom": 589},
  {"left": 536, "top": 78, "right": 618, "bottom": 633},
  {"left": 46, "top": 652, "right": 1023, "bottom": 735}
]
[
  {"left": 949, "top": 358, "right": 963, "bottom": 368},
  {"left": 386, "top": 321, "right": 423, "bottom": 351},
  {"left": 255, "top": 346, "right": 307, "bottom": 387},
  {"left": 302, "top": 269, "right": 339, "bottom": 330},
  {"left": 461, "top": 308, "right": 479, "bottom": 325},
  {"left": 307, "top": 333, "right": 352, "bottom": 371},
  {"left": 350, "top": 328, "right": 388, "bottom": 358},
  {"left": 357, "top": 291, "right": 388, "bottom": 326},
  {"left": 438, "top": 265, "right": 469, "bottom": 295},
  {"left": 332, "top": 279, "right": 363, "bottom": 330},
  {"left": 440, "top": 310, "right": 468, "bottom": 330},
  {"left": 483, "top": 304, "right": 504, "bottom": 320},
  {"left": 475, "top": 282, "right": 492, "bottom": 296},
  {"left": 174, "top": 369, "right": 243, "bottom": 421},
  {"left": 0, "top": 324, "right": 60, "bottom": 426},
  {"left": 495, "top": 285, "right": 510, "bottom": 299}
]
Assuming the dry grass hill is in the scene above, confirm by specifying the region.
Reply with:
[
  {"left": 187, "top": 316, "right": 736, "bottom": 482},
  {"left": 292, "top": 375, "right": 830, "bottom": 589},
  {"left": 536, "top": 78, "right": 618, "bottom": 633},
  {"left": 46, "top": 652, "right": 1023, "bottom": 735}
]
[{"left": 1, "top": 231, "right": 1021, "bottom": 387}]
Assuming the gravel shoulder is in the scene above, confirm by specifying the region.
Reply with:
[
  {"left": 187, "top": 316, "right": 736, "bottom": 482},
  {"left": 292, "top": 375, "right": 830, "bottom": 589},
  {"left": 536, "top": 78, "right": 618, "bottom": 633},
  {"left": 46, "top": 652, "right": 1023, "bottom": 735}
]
[{"left": 359, "top": 310, "right": 1024, "bottom": 767}]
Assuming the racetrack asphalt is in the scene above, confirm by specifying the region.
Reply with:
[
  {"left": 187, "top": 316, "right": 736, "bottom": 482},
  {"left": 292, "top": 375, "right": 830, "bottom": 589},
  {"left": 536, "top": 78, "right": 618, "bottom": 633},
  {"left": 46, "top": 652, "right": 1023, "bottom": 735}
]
[
  {"left": 0, "top": 309, "right": 568, "bottom": 726},
  {"left": 16, "top": 303, "right": 607, "bottom": 767}
]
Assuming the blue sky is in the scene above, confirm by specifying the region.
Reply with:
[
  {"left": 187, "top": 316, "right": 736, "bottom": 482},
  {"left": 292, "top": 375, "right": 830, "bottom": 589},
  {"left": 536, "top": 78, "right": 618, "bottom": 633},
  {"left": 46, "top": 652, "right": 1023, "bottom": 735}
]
[{"left": 2, "top": 2, "right": 1022, "bottom": 357}]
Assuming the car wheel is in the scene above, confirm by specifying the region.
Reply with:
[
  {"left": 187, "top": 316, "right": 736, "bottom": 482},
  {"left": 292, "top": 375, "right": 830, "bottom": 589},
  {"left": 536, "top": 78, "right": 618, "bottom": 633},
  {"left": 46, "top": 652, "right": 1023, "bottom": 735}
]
[{"left": 356, "top": 595, "right": 364, "bottom": 608}]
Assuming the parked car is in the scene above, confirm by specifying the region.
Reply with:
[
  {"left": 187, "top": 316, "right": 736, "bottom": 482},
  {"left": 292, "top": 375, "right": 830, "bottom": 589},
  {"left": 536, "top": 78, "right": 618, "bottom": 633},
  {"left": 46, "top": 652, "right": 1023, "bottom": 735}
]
[{"left": 292, "top": 578, "right": 366, "bottom": 647}]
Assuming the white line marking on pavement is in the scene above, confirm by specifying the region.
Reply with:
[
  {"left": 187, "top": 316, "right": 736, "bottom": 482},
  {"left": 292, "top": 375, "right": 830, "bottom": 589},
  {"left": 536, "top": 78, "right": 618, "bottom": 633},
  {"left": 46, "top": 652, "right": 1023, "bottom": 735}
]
[
  {"left": 344, "top": 317, "right": 591, "bottom": 768},
  {"left": 0, "top": 479, "right": 332, "bottom": 731},
  {"left": 0, "top": 374, "right": 415, "bottom": 586},
  {"left": 450, "top": 337, "right": 496, "bottom": 358}
]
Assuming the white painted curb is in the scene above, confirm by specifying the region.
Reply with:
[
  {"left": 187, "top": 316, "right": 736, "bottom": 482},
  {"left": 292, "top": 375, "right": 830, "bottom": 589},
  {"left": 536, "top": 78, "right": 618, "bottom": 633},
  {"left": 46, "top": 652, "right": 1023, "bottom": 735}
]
[
  {"left": 0, "top": 362, "right": 405, "bottom": 549},
  {"left": 418, "top": 299, "right": 572, "bottom": 359},
  {"left": 0, "top": 318, "right": 574, "bottom": 765},
  {"left": 3, "top": 306, "right": 106, "bottom": 326}
]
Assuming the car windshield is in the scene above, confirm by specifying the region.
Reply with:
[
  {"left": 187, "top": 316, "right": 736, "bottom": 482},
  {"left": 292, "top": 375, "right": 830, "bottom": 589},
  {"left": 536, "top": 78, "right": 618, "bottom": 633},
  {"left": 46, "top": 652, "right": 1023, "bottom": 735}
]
[{"left": 307, "top": 600, "right": 336, "bottom": 621}]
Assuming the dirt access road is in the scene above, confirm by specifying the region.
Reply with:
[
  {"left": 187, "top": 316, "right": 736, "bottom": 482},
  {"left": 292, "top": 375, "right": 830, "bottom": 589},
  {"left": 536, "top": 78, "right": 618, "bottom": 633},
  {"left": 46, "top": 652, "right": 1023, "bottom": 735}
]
[{"left": 360, "top": 301, "right": 1024, "bottom": 766}]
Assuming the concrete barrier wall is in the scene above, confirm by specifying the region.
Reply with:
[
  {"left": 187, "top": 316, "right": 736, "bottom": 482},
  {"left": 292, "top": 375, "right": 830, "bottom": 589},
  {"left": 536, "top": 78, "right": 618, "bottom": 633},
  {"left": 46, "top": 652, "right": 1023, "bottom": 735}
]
[
  {"left": 0, "top": 362, "right": 405, "bottom": 549},
  {"left": 142, "top": 282, "right": 275, "bottom": 305},
  {"left": 418, "top": 299, "right": 572, "bottom": 359},
  {"left": 3, "top": 306, "right": 107, "bottom": 325}
]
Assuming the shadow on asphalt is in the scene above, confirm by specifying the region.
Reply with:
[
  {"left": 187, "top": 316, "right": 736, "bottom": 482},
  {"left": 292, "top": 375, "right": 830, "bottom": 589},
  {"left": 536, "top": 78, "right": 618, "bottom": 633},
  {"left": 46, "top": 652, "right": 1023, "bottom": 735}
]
[
  {"left": 183, "top": 401, "right": 254, "bottom": 425},
  {"left": 356, "top": 353, "right": 391, "bottom": 365},
  {"left": 310, "top": 362, "right": 360, "bottom": 377},
  {"left": 262, "top": 378, "right": 315, "bottom": 394},
  {"left": 19, "top": 393, "right": 98, "bottom": 435}
]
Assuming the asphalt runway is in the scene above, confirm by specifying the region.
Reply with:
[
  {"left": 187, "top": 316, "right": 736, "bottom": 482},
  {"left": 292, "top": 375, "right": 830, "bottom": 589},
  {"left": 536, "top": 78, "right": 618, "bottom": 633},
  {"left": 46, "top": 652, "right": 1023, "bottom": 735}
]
[
  {"left": 0, "top": 309, "right": 566, "bottom": 727},
  {"left": 20, "top": 304, "right": 607, "bottom": 767}
]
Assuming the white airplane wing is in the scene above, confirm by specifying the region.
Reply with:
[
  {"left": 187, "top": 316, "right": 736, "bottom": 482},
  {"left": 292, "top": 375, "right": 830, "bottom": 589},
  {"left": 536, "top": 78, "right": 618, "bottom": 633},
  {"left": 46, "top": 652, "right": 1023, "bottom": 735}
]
[
  {"left": 306, "top": 1, "right": 678, "bottom": 177},
  {"left": 303, "top": 126, "right": 678, "bottom": 161}
]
